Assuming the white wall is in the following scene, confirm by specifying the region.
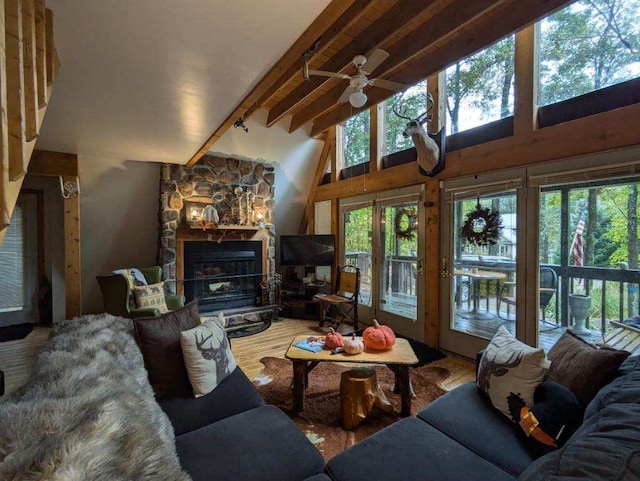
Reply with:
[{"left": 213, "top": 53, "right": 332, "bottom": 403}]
[
  {"left": 77, "top": 112, "right": 322, "bottom": 314},
  {"left": 79, "top": 155, "right": 161, "bottom": 314},
  {"left": 213, "top": 108, "right": 324, "bottom": 237}
]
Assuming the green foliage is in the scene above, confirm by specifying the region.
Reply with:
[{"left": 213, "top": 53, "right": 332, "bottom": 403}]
[
  {"left": 540, "top": 0, "right": 640, "bottom": 105},
  {"left": 343, "top": 206, "right": 372, "bottom": 254},
  {"left": 342, "top": 110, "right": 370, "bottom": 167},
  {"left": 446, "top": 35, "right": 515, "bottom": 134},
  {"left": 385, "top": 81, "right": 428, "bottom": 155}
]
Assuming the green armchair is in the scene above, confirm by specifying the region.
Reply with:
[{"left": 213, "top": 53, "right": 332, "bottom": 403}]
[{"left": 97, "top": 266, "right": 184, "bottom": 318}]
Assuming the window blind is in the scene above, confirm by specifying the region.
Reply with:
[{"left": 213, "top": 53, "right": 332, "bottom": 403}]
[{"left": 0, "top": 204, "right": 25, "bottom": 312}]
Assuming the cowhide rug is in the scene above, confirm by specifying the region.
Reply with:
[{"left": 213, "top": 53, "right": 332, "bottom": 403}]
[
  {"left": 252, "top": 356, "right": 450, "bottom": 461},
  {"left": 0, "top": 314, "right": 190, "bottom": 481}
]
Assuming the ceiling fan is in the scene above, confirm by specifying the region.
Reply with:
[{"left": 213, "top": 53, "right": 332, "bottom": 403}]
[{"left": 303, "top": 48, "right": 407, "bottom": 108}]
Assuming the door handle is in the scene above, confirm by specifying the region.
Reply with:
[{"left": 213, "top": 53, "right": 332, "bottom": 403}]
[
  {"left": 417, "top": 257, "right": 424, "bottom": 276},
  {"left": 441, "top": 257, "right": 451, "bottom": 278}
]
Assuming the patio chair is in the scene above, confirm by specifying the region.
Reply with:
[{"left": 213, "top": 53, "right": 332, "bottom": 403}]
[
  {"left": 496, "top": 266, "right": 558, "bottom": 322},
  {"left": 316, "top": 265, "right": 360, "bottom": 333}
]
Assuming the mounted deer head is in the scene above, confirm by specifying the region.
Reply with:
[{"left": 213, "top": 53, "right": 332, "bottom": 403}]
[{"left": 392, "top": 91, "right": 441, "bottom": 175}]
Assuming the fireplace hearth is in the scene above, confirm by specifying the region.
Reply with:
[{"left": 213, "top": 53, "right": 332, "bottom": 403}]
[{"left": 184, "top": 241, "right": 263, "bottom": 313}]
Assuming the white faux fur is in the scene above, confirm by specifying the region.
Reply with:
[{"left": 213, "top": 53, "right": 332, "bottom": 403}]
[{"left": 0, "top": 314, "right": 191, "bottom": 481}]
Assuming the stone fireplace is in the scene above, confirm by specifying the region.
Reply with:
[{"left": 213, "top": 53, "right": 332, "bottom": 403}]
[{"left": 158, "top": 154, "right": 276, "bottom": 322}]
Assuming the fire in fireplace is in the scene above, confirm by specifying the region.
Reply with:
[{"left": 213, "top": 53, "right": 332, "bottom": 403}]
[{"left": 183, "top": 241, "right": 264, "bottom": 313}]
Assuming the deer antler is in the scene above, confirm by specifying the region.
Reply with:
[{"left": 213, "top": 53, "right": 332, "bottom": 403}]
[
  {"left": 391, "top": 94, "right": 412, "bottom": 120},
  {"left": 195, "top": 332, "right": 213, "bottom": 352}
]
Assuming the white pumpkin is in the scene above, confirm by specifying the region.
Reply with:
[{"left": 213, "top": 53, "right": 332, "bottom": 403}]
[{"left": 343, "top": 333, "right": 365, "bottom": 355}]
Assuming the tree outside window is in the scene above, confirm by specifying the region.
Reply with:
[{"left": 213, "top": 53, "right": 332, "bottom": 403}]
[
  {"left": 384, "top": 80, "right": 428, "bottom": 156},
  {"left": 445, "top": 35, "right": 515, "bottom": 135},
  {"left": 342, "top": 110, "right": 370, "bottom": 168},
  {"left": 539, "top": 0, "right": 640, "bottom": 106}
]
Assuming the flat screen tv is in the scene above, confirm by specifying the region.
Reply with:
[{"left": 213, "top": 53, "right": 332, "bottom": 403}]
[{"left": 280, "top": 234, "right": 335, "bottom": 266}]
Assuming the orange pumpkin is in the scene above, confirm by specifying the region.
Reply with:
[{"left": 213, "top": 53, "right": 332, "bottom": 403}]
[
  {"left": 325, "top": 328, "right": 344, "bottom": 349},
  {"left": 362, "top": 319, "right": 396, "bottom": 351}
]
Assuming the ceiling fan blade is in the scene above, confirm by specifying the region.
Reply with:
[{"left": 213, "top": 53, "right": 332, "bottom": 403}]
[
  {"left": 338, "top": 85, "right": 357, "bottom": 103},
  {"left": 308, "top": 69, "right": 351, "bottom": 80},
  {"left": 362, "top": 49, "right": 389, "bottom": 75},
  {"left": 369, "top": 78, "right": 407, "bottom": 92}
]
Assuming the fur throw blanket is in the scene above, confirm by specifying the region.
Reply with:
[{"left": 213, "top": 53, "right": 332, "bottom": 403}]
[{"left": 0, "top": 314, "right": 191, "bottom": 481}]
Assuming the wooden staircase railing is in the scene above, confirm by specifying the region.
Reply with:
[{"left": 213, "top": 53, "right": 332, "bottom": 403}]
[{"left": 0, "top": 0, "right": 59, "bottom": 243}]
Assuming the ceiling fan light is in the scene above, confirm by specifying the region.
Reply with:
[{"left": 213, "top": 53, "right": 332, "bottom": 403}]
[{"left": 349, "top": 91, "right": 367, "bottom": 108}]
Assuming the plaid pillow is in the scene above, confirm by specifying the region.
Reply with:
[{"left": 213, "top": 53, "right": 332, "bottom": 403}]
[{"left": 134, "top": 282, "right": 169, "bottom": 313}]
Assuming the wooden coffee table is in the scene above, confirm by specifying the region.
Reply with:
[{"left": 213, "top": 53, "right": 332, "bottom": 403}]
[{"left": 285, "top": 335, "right": 419, "bottom": 416}]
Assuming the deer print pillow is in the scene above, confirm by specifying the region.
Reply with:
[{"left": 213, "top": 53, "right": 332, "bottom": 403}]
[
  {"left": 180, "top": 319, "right": 237, "bottom": 397},
  {"left": 477, "top": 325, "right": 550, "bottom": 420}
]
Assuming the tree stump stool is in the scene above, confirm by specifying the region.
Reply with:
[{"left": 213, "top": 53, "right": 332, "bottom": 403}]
[{"left": 340, "top": 367, "right": 393, "bottom": 430}]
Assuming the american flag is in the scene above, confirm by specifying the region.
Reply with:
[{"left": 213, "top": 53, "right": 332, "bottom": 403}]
[{"left": 570, "top": 220, "right": 585, "bottom": 267}]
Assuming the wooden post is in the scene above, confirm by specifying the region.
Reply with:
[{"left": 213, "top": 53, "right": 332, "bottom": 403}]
[
  {"left": 63, "top": 175, "right": 81, "bottom": 318},
  {"left": 6, "top": 0, "right": 26, "bottom": 181}
]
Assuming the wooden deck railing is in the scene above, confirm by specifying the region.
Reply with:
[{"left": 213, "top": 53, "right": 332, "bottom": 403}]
[{"left": 0, "top": 0, "right": 59, "bottom": 244}]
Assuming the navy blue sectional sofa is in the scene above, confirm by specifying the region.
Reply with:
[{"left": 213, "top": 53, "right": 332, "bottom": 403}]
[
  {"left": 325, "top": 354, "right": 640, "bottom": 481},
  {"left": 158, "top": 367, "right": 326, "bottom": 481},
  {"left": 159, "top": 353, "right": 640, "bottom": 481}
]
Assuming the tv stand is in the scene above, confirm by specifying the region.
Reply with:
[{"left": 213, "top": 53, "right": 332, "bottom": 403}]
[{"left": 280, "top": 281, "right": 330, "bottom": 320}]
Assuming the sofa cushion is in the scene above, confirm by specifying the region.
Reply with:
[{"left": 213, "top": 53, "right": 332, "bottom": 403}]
[
  {"left": 326, "top": 417, "right": 515, "bottom": 481},
  {"left": 175, "top": 405, "right": 325, "bottom": 481},
  {"left": 133, "top": 299, "right": 201, "bottom": 399},
  {"left": 180, "top": 319, "right": 237, "bottom": 397},
  {"left": 518, "top": 402, "right": 640, "bottom": 481},
  {"left": 303, "top": 474, "right": 332, "bottom": 481},
  {"left": 418, "top": 382, "right": 535, "bottom": 477},
  {"left": 158, "top": 367, "right": 264, "bottom": 436},
  {"left": 477, "top": 325, "right": 549, "bottom": 420},
  {"left": 584, "top": 353, "right": 640, "bottom": 420},
  {"left": 548, "top": 329, "right": 629, "bottom": 406}
]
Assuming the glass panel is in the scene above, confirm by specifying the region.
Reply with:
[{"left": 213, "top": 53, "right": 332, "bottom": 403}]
[
  {"left": 539, "top": 0, "right": 640, "bottom": 106},
  {"left": 379, "top": 201, "right": 419, "bottom": 319},
  {"left": 445, "top": 35, "right": 515, "bottom": 135},
  {"left": 537, "top": 178, "right": 640, "bottom": 352},
  {"left": 342, "top": 110, "right": 370, "bottom": 168},
  {"left": 384, "top": 80, "right": 428, "bottom": 156},
  {"left": 451, "top": 192, "right": 517, "bottom": 339},
  {"left": 343, "top": 205, "right": 373, "bottom": 307}
]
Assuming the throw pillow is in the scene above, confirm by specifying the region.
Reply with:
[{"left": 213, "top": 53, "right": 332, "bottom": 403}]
[
  {"left": 508, "top": 380, "right": 583, "bottom": 457},
  {"left": 134, "top": 282, "right": 169, "bottom": 314},
  {"left": 113, "top": 268, "right": 147, "bottom": 309},
  {"left": 133, "top": 299, "right": 201, "bottom": 399},
  {"left": 477, "top": 325, "right": 550, "bottom": 420},
  {"left": 547, "top": 329, "right": 630, "bottom": 406},
  {"left": 180, "top": 319, "right": 237, "bottom": 397}
]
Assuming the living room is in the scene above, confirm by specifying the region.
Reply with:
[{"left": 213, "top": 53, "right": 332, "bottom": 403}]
[{"left": 1, "top": 0, "right": 640, "bottom": 480}]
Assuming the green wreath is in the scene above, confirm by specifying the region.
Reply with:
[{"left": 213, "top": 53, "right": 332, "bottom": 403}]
[
  {"left": 395, "top": 207, "right": 418, "bottom": 240},
  {"left": 461, "top": 206, "right": 503, "bottom": 246}
]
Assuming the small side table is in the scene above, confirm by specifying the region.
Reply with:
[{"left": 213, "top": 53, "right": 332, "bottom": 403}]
[{"left": 340, "top": 367, "right": 394, "bottom": 429}]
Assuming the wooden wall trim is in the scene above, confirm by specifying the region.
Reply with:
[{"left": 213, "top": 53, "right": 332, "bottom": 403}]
[
  {"left": 28, "top": 149, "right": 77, "bottom": 176},
  {"left": 62, "top": 174, "right": 81, "bottom": 318}
]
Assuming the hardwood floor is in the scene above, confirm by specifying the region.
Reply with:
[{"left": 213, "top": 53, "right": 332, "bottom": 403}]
[{"left": 0, "top": 318, "right": 475, "bottom": 397}]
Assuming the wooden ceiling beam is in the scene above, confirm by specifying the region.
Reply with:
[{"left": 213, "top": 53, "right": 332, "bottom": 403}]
[
  {"left": 244, "top": 0, "right": 376, "bottom": 121},
  {"left": 185, "top": 0, "right": 359, "bottom": 167},
  {"left": 310, "top": 0, "right": 574, "bottom": 137},
  {"left": 290, "top": 0, "right": 507, "bottom": 133},
  {"left": 266, "top": 0, "right": 442, "bottom": 128}
]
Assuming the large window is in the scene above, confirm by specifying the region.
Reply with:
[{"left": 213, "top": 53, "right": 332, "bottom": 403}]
[
  {"left": 342, "top": 109, "right": 370, "bottom": 168},
  {"left": 539, "top": 0, "right": 640, "bottom": 106},
  {"left": 383, "top": 80, "right": 428, "bottom": 156},
  {"left": 445, "top": 35, "right": 515, "bottom": 134}
]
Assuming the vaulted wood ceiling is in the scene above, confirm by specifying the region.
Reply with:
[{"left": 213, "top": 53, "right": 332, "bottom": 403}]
[{"left": 189, "top": 0, "right": 575, "bottom": 166}]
